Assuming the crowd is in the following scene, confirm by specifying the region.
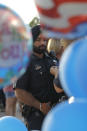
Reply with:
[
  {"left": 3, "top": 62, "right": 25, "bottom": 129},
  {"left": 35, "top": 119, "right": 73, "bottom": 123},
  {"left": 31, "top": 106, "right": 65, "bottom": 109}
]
[{"left": 0, "top": 24, "right": 73, "bottom": 131}]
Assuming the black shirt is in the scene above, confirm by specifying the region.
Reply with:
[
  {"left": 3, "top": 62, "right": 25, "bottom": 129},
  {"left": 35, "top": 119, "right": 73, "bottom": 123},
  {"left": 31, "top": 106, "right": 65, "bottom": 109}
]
[{"left": 15, "top": 53, "right": 60, "bottom": 103}]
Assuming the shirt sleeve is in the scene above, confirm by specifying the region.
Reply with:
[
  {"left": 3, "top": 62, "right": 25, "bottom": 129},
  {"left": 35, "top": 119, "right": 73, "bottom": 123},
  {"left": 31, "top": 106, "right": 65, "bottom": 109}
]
[
  {"left": 53, "top": 76, "right": 62, "bottom": 89},
  {"left": 14, "top": 64, "right": 31, "bottom": 91}
]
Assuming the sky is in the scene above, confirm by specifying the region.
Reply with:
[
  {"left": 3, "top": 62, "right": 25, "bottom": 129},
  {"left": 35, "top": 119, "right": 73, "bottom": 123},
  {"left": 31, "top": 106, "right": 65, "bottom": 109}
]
[{"left": 0, "top": 0, "right": 39, "bottom": 24}]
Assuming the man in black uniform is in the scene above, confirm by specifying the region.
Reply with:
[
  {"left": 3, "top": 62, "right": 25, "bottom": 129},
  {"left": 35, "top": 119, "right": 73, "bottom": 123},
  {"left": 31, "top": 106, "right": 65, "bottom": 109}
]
[{"left": 15, "top": 25, "right": 60, "bottom": 130}]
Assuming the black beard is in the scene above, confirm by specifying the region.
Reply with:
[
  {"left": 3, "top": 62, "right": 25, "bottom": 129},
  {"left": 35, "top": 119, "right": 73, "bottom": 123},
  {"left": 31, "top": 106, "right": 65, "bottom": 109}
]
[{"left": 33, "top": 45, "right": 46, "bottom": 54}]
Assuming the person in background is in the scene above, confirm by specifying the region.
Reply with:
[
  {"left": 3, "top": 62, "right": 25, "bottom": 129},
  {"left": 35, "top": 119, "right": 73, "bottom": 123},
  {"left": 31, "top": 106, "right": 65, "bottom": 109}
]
[
  {"left": 50, "top": 38, "right": 74, "bottom": 93},
  {"left": 14, "top": 25, "right": 61, "bottom": 130},
  {"left": 3, "top": 84, "right": 17, "bottom": 116},
  {"left": 0, "top": 89, "right": 5, "bottom": 111},
  {"left": 47, "top": 38, "right": 69, "bottom": 100},
  {"left": 47, "top": 38, "right": 64, "bottom": 61}
]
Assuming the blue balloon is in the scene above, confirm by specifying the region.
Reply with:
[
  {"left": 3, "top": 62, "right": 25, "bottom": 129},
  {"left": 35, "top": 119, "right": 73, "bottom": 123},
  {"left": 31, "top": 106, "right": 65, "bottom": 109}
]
[
  {"left": 42, "top": 100, "right": 87, "bottom": 131},
  {"left": 59, "top": 38, "right": 87, "bottom": 98},
  {"left": 0, "top": 116, "right": 28, "bottom": 131}
]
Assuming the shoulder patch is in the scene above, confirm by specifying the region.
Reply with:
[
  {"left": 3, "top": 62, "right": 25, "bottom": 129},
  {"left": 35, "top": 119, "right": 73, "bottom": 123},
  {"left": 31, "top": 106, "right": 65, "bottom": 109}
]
[{"left": 35, "top": 65, "right": 42, "bottom": 70}]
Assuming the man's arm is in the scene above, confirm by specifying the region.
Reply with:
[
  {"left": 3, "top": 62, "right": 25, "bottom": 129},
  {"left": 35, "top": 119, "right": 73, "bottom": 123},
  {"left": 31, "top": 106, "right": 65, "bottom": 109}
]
[
  {"left": 54, "top": 84, "right": 64, "bottom": 93},
  {"left": 50, "top": 66, "right": 64, "bottom": 93},
  {"left": 15, "top": 88, "right": 40, "bottom": 110},
  {"left": 15, "top": 88, "right": 51, "bottom": 114}
]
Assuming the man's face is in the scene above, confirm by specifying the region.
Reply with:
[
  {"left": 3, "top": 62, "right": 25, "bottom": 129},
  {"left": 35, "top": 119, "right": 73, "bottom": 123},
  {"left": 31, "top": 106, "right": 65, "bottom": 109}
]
[{"left": 33, "top": 34, "right": 48, "bottom": 54}]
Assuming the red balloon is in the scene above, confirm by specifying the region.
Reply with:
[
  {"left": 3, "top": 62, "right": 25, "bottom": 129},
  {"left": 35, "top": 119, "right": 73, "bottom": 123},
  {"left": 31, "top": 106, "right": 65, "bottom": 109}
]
[{"left": 35, "top": 0, "right": 87, "bottom": 39}]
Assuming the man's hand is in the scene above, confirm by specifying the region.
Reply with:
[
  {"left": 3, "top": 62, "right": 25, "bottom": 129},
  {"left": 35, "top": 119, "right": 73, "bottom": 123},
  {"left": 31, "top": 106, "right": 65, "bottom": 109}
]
[
  {"left": 50, "top": 66, "right": 58, "bottom": 77},
  {"left": 40, "top": 103, "right": 51, "bottom": 114}
]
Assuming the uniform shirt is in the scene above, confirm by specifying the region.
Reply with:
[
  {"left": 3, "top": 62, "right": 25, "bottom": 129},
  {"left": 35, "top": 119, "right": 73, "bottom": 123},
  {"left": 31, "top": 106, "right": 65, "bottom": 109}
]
[{"left": 15, "top": 53, "right": 60, "bottom": 103}]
